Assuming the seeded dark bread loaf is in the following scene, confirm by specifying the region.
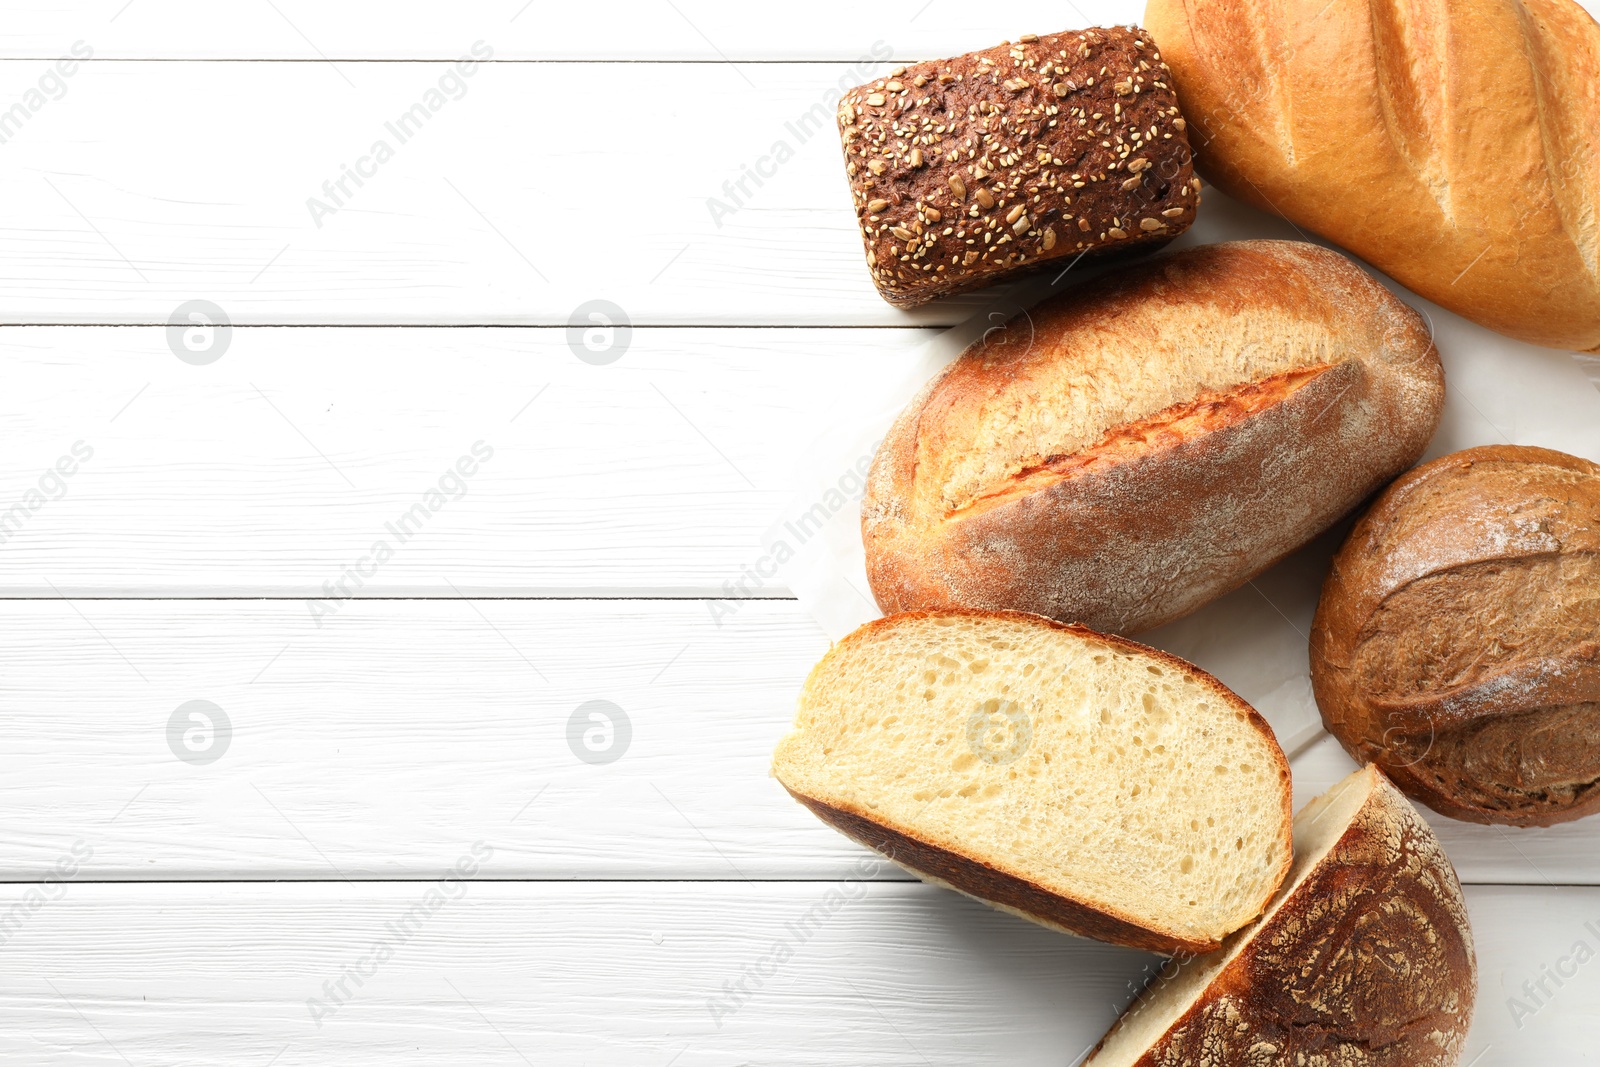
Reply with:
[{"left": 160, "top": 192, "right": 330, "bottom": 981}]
[
  {"left": 863, "top": 240, "right": 1445, "bottom": 635},
  {"left": 837, "top": 27, "right": 1198, "bottom": 309},
  {"left": 1087, "top": 765, "right": 1477, "bottom": 1067},
  {"left": 1144, "top": 0, "right": 1600, "bottom": 352},
  {"left": 772, "top": 610, "right": 1294, "bottom": 956},
  {"left": 1312, "top": 446, "right": 1600, "bottom": 827}
]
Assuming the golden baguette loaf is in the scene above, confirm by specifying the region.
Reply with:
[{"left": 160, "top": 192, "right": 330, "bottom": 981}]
[
  {"left": 1144, "top": 0, "right": 1600, "bottom": 352},
  {"left": 1312, "top": 446, "right": 1600, "bottom": 827},
  {"left": 772, "top": 610, "right": 1293, "bottom": 955},
  {"left": 863, "top": 240, "right": 1445, "bottom": 635},
  {"left": 1087, "top": 765, "right": 1477, "bottom": 1067}
]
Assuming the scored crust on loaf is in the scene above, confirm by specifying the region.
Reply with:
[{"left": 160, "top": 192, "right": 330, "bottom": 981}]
[
  {"left": 771, "top": 610, "right": 1293, "bottom": 955},
  {"left": 1087, "top": 765, "right": 1477, "bottom": 1067},
  {"left": 863, "top": 240, "right": 1444, "bottom": 635},
  {"left": 1144, "top": 0, "right": 1600, "bottom": 351},
  {"left": 955, "top": 363, "right": 1330, "bottom": 516},
  {"left": 837, "top": 27, "right": 1197, "bottom": 309},
  {"left": 1313, "top": 445, "right": 1600, "bottom": 826}
]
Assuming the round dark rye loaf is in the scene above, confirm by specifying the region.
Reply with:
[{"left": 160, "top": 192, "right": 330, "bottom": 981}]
[
  {"left": 1088, "top": 765, "right": 1477, "bottom": 1067},
  {"left": 837, "top": 26, "right": 1197, "bottom": 309},
  {"left": 1313, "top": 445, "right": 1600, "bottom": 826},
  {"left": 863, "top": 240, "right": 1445, "bottom": 635}
]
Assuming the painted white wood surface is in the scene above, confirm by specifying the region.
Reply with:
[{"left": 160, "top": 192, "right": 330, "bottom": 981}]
[
  {"left": 0, "top": 881, "right": 1590, "bottom": 1065},
  {"left": 2, "top": 0, "right": 1144, "bottom": 60},
  {"left": 0, "top": 58, "right": 1008, "bottom": 325},
  {"left": 1, "top": 596, "right": 1596, "bottom": 886},
  {"left": 0, "top": 598, "right": 830, "bottom": 881},
  {"left": 0, "top": 325, "right": 923, "bottom": 596},
  {"left": 0, "top": 3, "right": 1596, "bottom": 1060}
]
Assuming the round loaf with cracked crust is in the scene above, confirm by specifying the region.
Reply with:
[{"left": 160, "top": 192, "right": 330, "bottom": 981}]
[
  {"left": 1087, "top": 765, "right": 1477, "bottom": 1067},
  {"left": 863, "top": 240, "right": 1445, "bottom": 635},
  {"left": 1312, "top": 445, "right": 1600, "bottom": 827}
]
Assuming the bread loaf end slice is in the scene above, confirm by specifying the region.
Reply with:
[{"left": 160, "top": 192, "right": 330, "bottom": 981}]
[
  {"left": 1087, "top": 764, "right": 1477, "bottom": 1067},
  {"left": 772, "top": 610, "right": 1293, "bottom": 955}
]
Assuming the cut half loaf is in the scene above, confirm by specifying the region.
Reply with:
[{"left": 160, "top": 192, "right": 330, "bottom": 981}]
[
  {"left": 771, "top": 611, "right": 1293, "bottom": 955},
  {"left": 1088, "top": 765, "right": 1477, "bottom": 1067}
]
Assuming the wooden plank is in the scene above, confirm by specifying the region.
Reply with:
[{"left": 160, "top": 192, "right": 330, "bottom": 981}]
[
  {"left": 0, "top": 881, "right": 1587, "bottom": 1064},
  {"left": 2, "top": 597, "right": 1596, "bottom": 885},
  {"left": 0, "top": 598, "right": 831, "bottom": 881},
  {"left": 0, "top": 325, "right": 926, "bottom": 596},
  {"left": 0, "top": 58, "right": 1035, "bottom": 326},
  {"left": 2, "top": 1, "right": 1144, "bottom": 60}
]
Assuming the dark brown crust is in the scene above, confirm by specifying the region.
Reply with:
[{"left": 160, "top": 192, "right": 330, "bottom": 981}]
[
  {"left": 786, "top": 788, "right": 1218, "bottom": 955},
  {"left": 837, "top": 27, "right": 1197, "bottom": 308},
  {"left": 863, "top": 241, "right": 1445, "bottom": 635},
  {"left": 1312, "top": 445, "right": 1600, "bottom": 827},
  {"left": 780, "top": 608, "right": 1295, "bottom": 956},
  {"left": 1089, "top": 767, "right": 1477, "bottom": 1067}
]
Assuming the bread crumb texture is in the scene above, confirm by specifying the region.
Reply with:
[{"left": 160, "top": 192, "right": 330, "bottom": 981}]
[
  {"left": 772, "top": 611, "right": 1292, "bottom": 948},
  {"left": 838, "top": 27, "right": 1197, "bottom": 307},
  {"left": 1313, "top": 446, "right": 1600, "bottom": 826},
  {"left": 1088, "top": 767, "right": 1477, "bottom": 1067}
]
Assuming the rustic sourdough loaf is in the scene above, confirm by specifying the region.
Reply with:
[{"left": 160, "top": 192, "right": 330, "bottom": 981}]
[
  {"left": 1087, "top": 765, "right": 1477, "bottom": 1067},
  {"left": 1144, "top": 0, "right": 1600, "bottom": 352},
  {"left": 1313, "top": 446, "right": 1600, "bottom": 827},
  {"left": 771, "top": 610, "right": 1293, "bottom": 955},
  {"left": 863, "top": 240, "right": 1444, "bottom": 635},
  {"left": 838, "top": 27, "right": 1197, "bottom": 308}
]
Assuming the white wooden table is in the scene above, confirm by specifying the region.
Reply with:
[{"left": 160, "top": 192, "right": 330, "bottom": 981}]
[{"left": 1, "top": 3, "right": 1596, "bottom": 1062}]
